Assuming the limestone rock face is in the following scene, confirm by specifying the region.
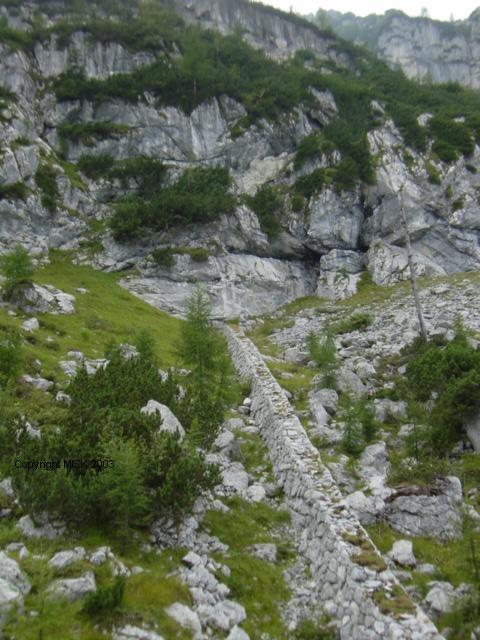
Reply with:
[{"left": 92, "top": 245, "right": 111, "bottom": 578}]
[
  {"left": 326, "top": 9, "right": 480, "bottom": 90},
  {"left": 1, "top": 1, "right": 480, "bottom": 319}
]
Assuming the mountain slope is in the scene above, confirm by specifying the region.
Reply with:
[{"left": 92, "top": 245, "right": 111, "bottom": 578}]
[
  {"left": 1, "top": 0, "right": 480, "bottom": 318},
  {"left": 313, "top": 8, "right": 480, "bottom": 89}
]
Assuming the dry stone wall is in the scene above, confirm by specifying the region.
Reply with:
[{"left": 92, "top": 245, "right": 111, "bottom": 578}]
[{"left": 224, "top": 326, "right": 443, "bottom": 640}]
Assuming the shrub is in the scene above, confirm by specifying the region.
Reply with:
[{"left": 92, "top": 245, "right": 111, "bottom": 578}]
[
  {"left": 177, "top": 286, "right": 234, "bottom": 449},
  {"left": 0, "top": 182, "right": 27, "bottom": 201},
  {"left": 406, "top": 325, "right": 480, "bottom": 453},
  {"left": 294, "top": 168, "right": 326, "bottom": 199},
  {"left": 307, "top": 329, "right": 337, "bottom": 387},
  {"left": 77, "top": 153, "right": 115, "bottom": 179},
  {"left": 111, "top": 166, "right": 235, "bottom": 241},
  {"left": 0, "top": 329, "right": 22, "bottom": 384},
  {"left": 151, "top": 247, "right": 175, "bottom": 268},
  {"left": 338, "top": 394, "right": 365, "bottom": 455},
  {"left": 82, "top": 576, "right": 125, "bottom": 617},
  {"left": 58, "top": 122, "right": 129, "bottom": 146},
  {"left": 245, "top": 184, "right": 282, "bottom": 239},
  {"left": 10, "top": 339, "right": 219, "bottom": 528},
  {"left": 111, "top": 157, "right": 166, "bottom": 199},
  {"left": 332, "top": 312, "right": 373, "bottom": 335},
  {"left": 452, "top": 197, "right": 465, "bottom": 212},
  {"left": 0, "top": 244, "right": 34, "bottom": 297},
  {"left": 35, "top": 164, "right": 59, "bottom": 212}
]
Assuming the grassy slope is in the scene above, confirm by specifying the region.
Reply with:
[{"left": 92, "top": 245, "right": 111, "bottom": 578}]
[{"left": 0, "top": 252, "right": 192, "bottom": 639}]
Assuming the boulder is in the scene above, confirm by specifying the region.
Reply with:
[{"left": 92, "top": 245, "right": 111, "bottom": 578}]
[
  {"left": 140, "top": 400, "right": 185, "bottom": 439},
  {"left": 245, "top": 484, "right": 266, "bottom": 502},
  {"left": 358, "top": 442, "right": 389, "bottom": 483},
  {"left": 466, "top": 409, "right": 480, "bottom": 452},
  {"left": 248, "top": 543, "right": 277, "bottom": 562},
  {"left": 388, "top": 540, "right": 416, "bottom": 568},
  {"left": 21, "top": 317, "right": 39, "bottom": 332},
  {"left": 425, "top": 581, "right": 456, "bottom": 615},
  {"left": 55, "top": 391, "right": 71, "bottom": 405},
  {"left": 21, "top": 375, "right": 54, "bottom": 392},
  {"left": 311, "top": 388, "right": 338, "bottom": 414},
  {"left": 0, "top": 552, "right": 30, "bottom": 595},
  {"left": 48, "top": 547, "right": 86, "bottom": 571},
  {"left": 197, "top": 600, "right": 246, "bottom": 631},
  {"left": 373, "top": 399, "right": 407, "bottom": 423},
  {"left": 10, "top": 283, "right": 75, "bottom": 315},
  {"left": 308, "top": 390, "right": 330, "bottom": 426},
  {"left": 344, "top": 490, "right": 385, "bottom": 525},
  {"left": 114, "top": 625, "right": 165, "bottom": 640},
  {"left": 385, "top": 476, "right": 463, "bottom": 541},
  {"left": 221, "top": 464, "right": 249, "bottom": 493},
  {"left": 227, "top": 627, "right": 250, "bottom": 640},
  {"left": 46, "top": 571, "right": 96, "bottom": 602},
  {"left": 336, "top": 366, "right": 367, "bottom": 398},
  {"left": 17, "top": 514, "right": 65, "bottom": 539},
  {"left": 165, "top": 603, "right": 202, "bottom": 638}
]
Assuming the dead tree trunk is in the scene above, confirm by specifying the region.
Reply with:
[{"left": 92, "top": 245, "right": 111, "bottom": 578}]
[{"left": 400, "top": 186, "right": 428, "bottom": 342}]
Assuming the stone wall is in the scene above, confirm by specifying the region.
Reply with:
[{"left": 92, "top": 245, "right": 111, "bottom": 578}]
[{"left": 224, "top": 326, "right": 443, "bottom": 640}]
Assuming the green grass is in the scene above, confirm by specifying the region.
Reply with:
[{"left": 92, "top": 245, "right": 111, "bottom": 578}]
[
  {"left": 366, "top": 521, "right": 480, "bottom": 588},
  {"left": 7, "top": 251, "right": 182, "bottom": 382},
  {"left": 238, "top": 432, "right": 274, "bottom": 482},
  {"left": 203, "top": 497, "right": 292, "bottom": 638},
  {"left": 267, "top": 361, "right": 317, "bottom": 413}
]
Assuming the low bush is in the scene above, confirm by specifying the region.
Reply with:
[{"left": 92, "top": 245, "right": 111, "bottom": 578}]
[
  {"left": 0, "top": 244, "right": 35, "bottom": 298},
  {"left": 405, "top": 323, "right": 480, "bottom": 453},
  {"left": 307, "top": 329, "right": 337, "bottom": 387},
  {"left": 244, "top": 184, "right": 282, "bottom": 239},
  {"left": 111, "top": 166, "right": 235, "bottom": 241},
  {"left": 151, "top": 247, "right": 175, "bottom": 268},
  {"left": 82, "top": 576, "right": 125, "bottom": 617},
  {"left": 332, "top": 312, "right": 373, "bottom": 335},
  {"left": 77, "top": 153, "right": 115, "bottom": 179},
  {"left": 0, "top": 182, "right": 27, "bottom": 201},
  {"left": 35, "top": 164, "right": 59, "bottom": 212}
]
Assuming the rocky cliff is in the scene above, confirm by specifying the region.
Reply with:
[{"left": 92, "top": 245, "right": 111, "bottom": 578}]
[
  {"left": 319, "top": 8, "right": 480, "bottom": 89},
  {"left": 1, "top": 0, "right": 480, "bottom": 319}
]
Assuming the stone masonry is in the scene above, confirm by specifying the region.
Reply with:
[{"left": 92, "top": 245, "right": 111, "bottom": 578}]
[{"left": 224, "top": 326, "right": 443, "bottom": 640}]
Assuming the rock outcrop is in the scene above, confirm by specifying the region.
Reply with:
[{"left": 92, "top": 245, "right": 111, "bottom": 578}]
[{"left": 322, "top": 8, "right": 480, "bottom": 89}]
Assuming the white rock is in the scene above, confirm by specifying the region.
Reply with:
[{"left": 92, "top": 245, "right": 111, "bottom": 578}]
[
  {"left": 21, "top": 375, "right": 53, "bottom": 392},
  {"left": 311, "top": 388, "right": 338, "bottom": 414},
  {"left": 165, "top": 603, "right": 202, "bottom": 638},
  {"left": 214, "top": 430, "right": 235, "bottom": 452},
  {"left": 248, "top": 543, "right": 277, "bottom": 562},
  {"left": 197, "top": 600, "right": 246, "bottom": 631},
  {"left": 0, "top": 478, "right": 15, "bottom": 500},
  {"left": 140, "top": 400, "right": 185, "bottom": 439},
  {"left": 388, "top": 540, "right": 416, "bottom": 568},
  {"left": 55, "top": 391, "right": 71, "bottom": 405},
  {"left": 48, "top": 547, "right": 86, "bottom": 570},
  {"left": 21, "top": 317, "right": 39, "bottom": 332},
  {"left": 245, "top": 484, "right": 266, "bottom": 502},
  {"left": 221, "top": 464, "right": 249, "bottom": 493},
  {"left": 227, "top": 627, "right": 250, "bottom": 640},
  {"left": 12, "top": 283, "right": 75, "bottom": 315},
  {"left": 17, "top": 514, "right": 65, "bottom": 539},
  {"left": 46, "top": 571, "right": 96, "bottom": 602},
  {"left": 89, "top": 546, "right": 111, "bottom": 566},
  {"left": 425, "top": 581, "right": 456, "bottom": 614},
  {"left": 182, "top": 551, "right": 203, "bottom": 568},
  {"left": 114, "top": 625, "right": 164, "bottom": 640},
  {"left": 0, "top": 552, "right": 30, "bottom": 594}
]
